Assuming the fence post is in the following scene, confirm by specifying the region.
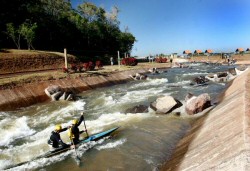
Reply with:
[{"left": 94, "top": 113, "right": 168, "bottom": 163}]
[
  {"left": 118, "top": 51, "right": 120, "bottom": 68},
  {"left": 64, "top": 48, "right": 68, "bottom": 69}
]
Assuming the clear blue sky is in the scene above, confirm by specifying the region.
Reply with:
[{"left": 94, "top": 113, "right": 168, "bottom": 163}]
[{"left": 71, "top": 0, "right": 250, "bottom": 57}]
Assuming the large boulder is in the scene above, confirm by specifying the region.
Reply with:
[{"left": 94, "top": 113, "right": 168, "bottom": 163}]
[
  {"left": 190, "top": 76, "right": 209, "bottom": 85},
  {"left": 59, "top": 92, "right": 67, "bottom": 101},
  {"left": 45, "top": 85, "right": 62, "bottom": 97},
  {"left": 217, "top": 72, "right": 228, "bottom": 78},
  {"left": 129, "top": 73, "right": 147, "bottom": 80},
  {"left": 185, "top": 93, "right": 211, "bottom": 115},
  {"left": 125, "top": 105, "right": 149, "bottom": 114},
  {"left": 150, "top": 96, "right": 182, "bottom": 114},
  {"left": 235, "top": 67, "right": 248, "bottom": 75},
  {"left": 185, "top": 93, "right": 194, "bottom": 102},
  {"left": 66, "top": 93, "right": 76, "bottom": 101},
  {"left": 228, "top": 68, "right": 236, "bottom": 76},
  {"left": 45, "top": 85, "right": 76, "bottom": 101},
  {"left": 205, "top": 73, "right": 231, "bottom": 82},
  {"left": 148, "top": 68, "right": 159, "bottom": 74},
  {"left": 51, "top": 91, "right": 63, "bottom": 101}
]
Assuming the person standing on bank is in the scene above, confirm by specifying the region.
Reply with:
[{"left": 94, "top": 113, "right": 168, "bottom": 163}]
[
  {"left": 110, "top": 57, "right": 114, "bottom": 65},
  {"left": 68, "top": 113, "right": 86, "bottom": 145},
  {"left": 48, "top": 124, "right": 69, "bottom": 150}
]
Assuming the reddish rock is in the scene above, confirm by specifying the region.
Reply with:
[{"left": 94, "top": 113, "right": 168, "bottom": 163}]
[{"left": 185, "top": 93, "right": 211, "bottom": 115}]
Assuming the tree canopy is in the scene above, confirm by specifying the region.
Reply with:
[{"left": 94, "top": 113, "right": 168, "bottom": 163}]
[{"left": 0, "top": 0, "right": 136, "bottom": 59}]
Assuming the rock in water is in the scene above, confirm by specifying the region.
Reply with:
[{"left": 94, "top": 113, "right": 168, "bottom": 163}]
[
  {"left": 125, "top": 105, "right": 149, "bottom": 113},
  {"left": 150, "top": 96, "right": 182, "bottom": 114},
  {"left": 185, "top": 93, "right": 211, "bottom": 115}
]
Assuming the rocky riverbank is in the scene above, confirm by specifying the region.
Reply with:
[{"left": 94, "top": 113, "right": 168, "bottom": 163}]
[{"left": 0, "top": 68, "right": 156, "bottom": 111}]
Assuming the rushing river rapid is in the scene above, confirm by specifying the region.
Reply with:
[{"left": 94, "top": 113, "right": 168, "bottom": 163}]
[{"left": 0, "top": 63, "right": 237, "bottom": 171}]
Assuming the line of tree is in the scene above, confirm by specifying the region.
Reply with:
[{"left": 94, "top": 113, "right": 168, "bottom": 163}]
[{"left": 0, "top": 0, "right": 136, "bottom": 59}]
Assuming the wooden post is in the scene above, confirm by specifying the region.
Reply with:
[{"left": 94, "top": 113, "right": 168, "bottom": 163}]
[
  {"left": 118, "top": 51, "right": 120, "bottom": 68},
  {"left": 64, "top": 48, "right": 68, "bottom": 69}
]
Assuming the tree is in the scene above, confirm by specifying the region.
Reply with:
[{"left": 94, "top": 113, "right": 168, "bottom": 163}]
[
  {"left": 119, "top": 31, "right": 136, "bottom": 54},
  {"left": 1, "top": 1, "right": 136, "bottom": 57},
  {"left": 20, "top": 21, "right": 37, "bottom": 50},
  {"left": 77, "top": 2, "right": 98, "bottom": 22},
  {"left": 6, "top": 23, "right": 21, "bottom": 49},
  {"left": 40, "top": 0, "right": 71, "bottom": 18}
]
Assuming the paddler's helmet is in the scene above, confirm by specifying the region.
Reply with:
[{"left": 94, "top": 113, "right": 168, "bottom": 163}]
[
  {"left": 72, "top": 119, "right": 78, "bottom": 125},
  {"left": 55, "top": 124, "right": 62, "bottom": 131}
]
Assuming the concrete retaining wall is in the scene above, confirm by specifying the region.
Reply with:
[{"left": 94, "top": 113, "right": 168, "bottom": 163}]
[
  {"left": 161, "top": 69, "right": 250, "bottom": 170},
  {"left": 0, "top": 69, "right": 148, "bottom": 111}
]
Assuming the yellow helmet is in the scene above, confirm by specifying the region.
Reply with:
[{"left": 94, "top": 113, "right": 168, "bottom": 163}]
[
  {"left": 72, "top": 119, "right": 78, "bottom": 125},
  {"left": 55, "top": 124, "right": 62, "bottom": 131}
]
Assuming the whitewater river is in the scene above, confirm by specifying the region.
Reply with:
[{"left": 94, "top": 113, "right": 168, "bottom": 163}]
[{"left": 0, "top": 63, "right": 235, "bottom": 171}]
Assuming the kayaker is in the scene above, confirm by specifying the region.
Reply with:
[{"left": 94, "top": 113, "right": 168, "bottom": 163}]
[
  {"left": 48, "top": 124, "right": 69, "bottom": 150},
  {"left": 68, "top": 113, "right": 86, "bottom": 145}
]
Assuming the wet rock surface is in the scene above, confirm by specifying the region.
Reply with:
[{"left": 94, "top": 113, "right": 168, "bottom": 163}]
[
  {"left": 125, "top": 105, "right": 149, "bottom": 113},
  {"left": 150, "top": 96, "right": 183, "bottom": 114}
]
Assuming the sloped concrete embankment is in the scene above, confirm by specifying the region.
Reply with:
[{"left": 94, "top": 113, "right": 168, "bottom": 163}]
[
  {"left": 0, "top": 69, "right": 148, "bottom": 111},
  {"left": 161, "top": 69, "right": 250, "bottom": 170}
]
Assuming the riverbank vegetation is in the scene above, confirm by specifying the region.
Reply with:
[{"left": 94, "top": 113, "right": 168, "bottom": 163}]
[{"left": 0, "top": 0, "right": 136, "bottom": 60}]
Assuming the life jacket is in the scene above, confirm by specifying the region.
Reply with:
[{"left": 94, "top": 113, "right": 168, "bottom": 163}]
[{"left": 68, "top": 127, "right": 75, "bottom": 140}]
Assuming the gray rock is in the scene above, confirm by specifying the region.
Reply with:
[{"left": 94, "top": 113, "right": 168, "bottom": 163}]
[
  {"left": 66, "top": 94, "right": 76, "bottom": 101},
  {"left": 45, "top": 85, "right": 61, "bottom": 97},
  {"left": 125, "top": 105, "right": 149, "bottom": 113},
  {"left": 150, "top": 96, "right": 183, "bottom": 114},
  {"left": 228, "top": 68, "right": 236, "bottom": 75},
  {"left": 51, "top": 91, "right": 63, "bottom": 101},
  {"left": 59, "top": 92, "right": 67, "bottom": 100},
  {"left": 185, "top": 93, "right": 195, "bottom": 102}
]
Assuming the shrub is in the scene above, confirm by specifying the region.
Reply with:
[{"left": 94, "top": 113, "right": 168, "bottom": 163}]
[
  {"left": 83, "top": 61, "right": 95, "bottom": 71},
  {"left": 89, "top": 61, "right": 95, "bottom": 70},
  {"left": 155, "top": 57, "right": 168, "bottom": 63},
  {"left": 62, "top": 67, "right": 69, "bottom": 73},
  {"left": 96, "top": 60, "right": 103, "bottom": 69},
  {"left": 70, "top": 63, "right": 77, "bottom": 72},
  {"left": 83, "top": 62, "right": 89, "bottom": 71},
  {"left": 78, "top": 65, "right": 83, "bottom": 72},
  {"left": 121, "top": 57, "right": 138, "bottom": 66}
]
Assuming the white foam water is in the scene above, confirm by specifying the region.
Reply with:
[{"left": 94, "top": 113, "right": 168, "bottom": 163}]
[
  {"left": 95, "top": 138, "right": 126, "bottom": 150},
  {"left": 82, "top": 112, "right": 152, "bottom": 134},
  {"left": 32, "top": 100, "right": 86, "bottom": 125},
  {"left": 182, "top": 72, "right": 209, "bottom": 76},
  {"left": 167, "top": 80, "right": 191, "bottom": 86},
  {"left": 0, "top": 116, "right": 35, "bottom": 146},
  {"left": 132, "top": 78, "right": 168, "bottom": 88}
]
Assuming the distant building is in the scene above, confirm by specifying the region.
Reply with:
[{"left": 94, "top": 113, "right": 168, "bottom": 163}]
[
  {"left": 183, "top": 50, "right": 192, "bottom": 54},
  {"left": 236, "top": 48, "right": 244, "bottom": 55},
  {"left": 205, "top": 49, "right": 213, "bottom": 53},
  {"left": 194, "top": 50, "right": 202, "bottom": 54},
  {"left": 194, "top": 50, "right": 203, "bottom": 56},
  {"left": 235, "top": 48, "right": 244, "bottom": 52}
]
